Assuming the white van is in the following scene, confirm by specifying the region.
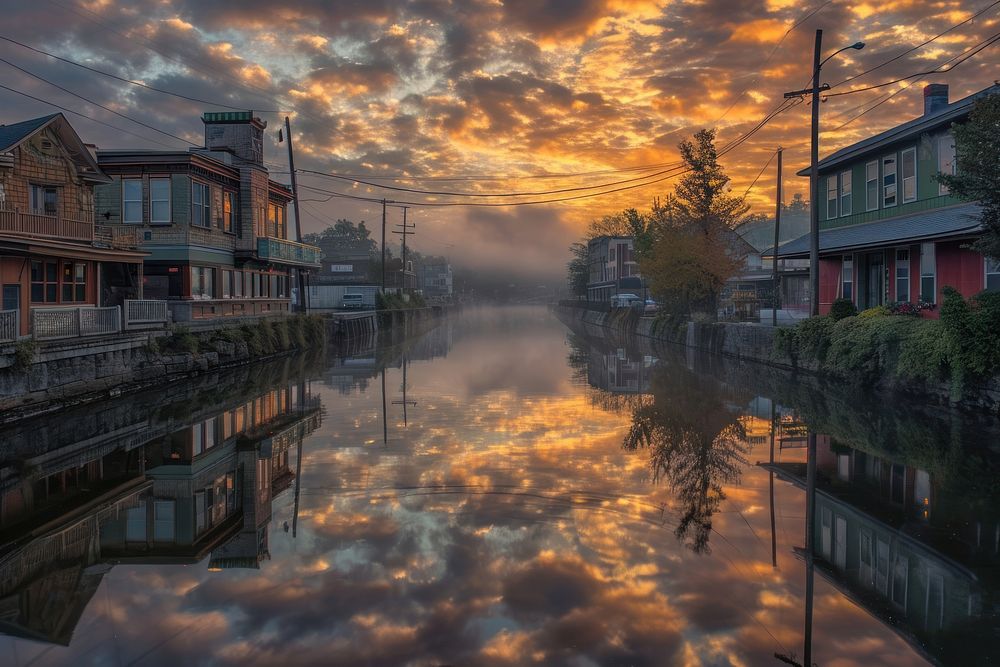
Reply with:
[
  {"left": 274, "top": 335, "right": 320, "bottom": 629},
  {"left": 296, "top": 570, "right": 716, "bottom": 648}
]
[
  {"left": 610, "top": 293, "right": 642, "bottom": 308},
  {"left": 341, "top": 293, "right": 364, "bottom": 309}
]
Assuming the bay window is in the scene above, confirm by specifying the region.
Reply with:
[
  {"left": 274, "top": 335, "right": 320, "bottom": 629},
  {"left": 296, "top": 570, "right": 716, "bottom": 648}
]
[
  {"left": 192, "top": 182, "right": 211, "bottom": 227},
  {"left": 150, "top": 178, "right": 171, "bottom": 223}
]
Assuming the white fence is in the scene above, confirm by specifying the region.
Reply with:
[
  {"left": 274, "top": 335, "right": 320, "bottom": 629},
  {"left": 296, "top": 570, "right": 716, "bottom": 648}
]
[
  {"left": 0, "top": 309, "right": 18, "bottom": 343},
  {"left": 124, "top": 299, "right": 170, "bottom": 329},
  {"left": 32, "top": 306, "right": 122, "bottom": 340}
]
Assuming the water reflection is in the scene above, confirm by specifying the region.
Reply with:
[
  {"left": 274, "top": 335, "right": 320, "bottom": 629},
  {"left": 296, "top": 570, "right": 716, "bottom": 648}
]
[{"left": 0, "top": 306, "right": 995, "bottom": 666}]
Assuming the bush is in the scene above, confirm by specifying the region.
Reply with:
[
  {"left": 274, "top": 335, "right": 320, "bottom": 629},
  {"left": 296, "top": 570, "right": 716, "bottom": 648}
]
[
  {"left": 829, "top": 298, "right": 857, "bottom": 320},
  {"left": 858, "top": 305, "right": 889, "bottom": 319},
  {"left": 897, "top": 319, "right": 949, "bottom": 383},
  {"left": 12, "top": 339, "right": 38, "bottom": 371}
]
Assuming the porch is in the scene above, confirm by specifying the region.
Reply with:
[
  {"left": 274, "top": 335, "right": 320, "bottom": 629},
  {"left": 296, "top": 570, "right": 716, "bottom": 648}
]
[{"left": 0, "top": 300, "right": 170, "bottom": 343}]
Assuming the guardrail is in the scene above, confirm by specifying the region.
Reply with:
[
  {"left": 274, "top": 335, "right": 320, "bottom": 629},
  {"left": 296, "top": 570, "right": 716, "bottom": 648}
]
[
  {"left": 0, "top": 309, "right": 18, "bottom": 343},
  {"left": 0, "top": 209, "right": 93, "bottom": 242},
  {"left": 124, "top": 299, "right": 169, "bottom": 329},
  {"left": 32, "top": 306, "right": 122, "bottom": 340}
]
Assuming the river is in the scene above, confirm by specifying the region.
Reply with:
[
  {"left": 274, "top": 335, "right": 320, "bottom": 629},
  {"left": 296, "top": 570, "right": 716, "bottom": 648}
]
[{"left": 0, "top": 305, "right": 996, "bottom": 666}]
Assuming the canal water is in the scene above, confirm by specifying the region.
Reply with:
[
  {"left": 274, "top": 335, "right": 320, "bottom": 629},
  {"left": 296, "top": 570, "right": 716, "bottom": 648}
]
[{"left": 0, "top": 306, "right": 996, "bottom": 666}]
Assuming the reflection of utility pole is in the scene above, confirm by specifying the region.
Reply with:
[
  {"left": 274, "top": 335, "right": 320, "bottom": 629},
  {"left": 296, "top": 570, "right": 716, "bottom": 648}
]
[
  {"left": 772, "top": 147, "right": 783, "bottom": 327},
  {"left": 391, "top": 207, "right": 415, "bottom": 293},
  {"left": 803, "top": 431, "right": 817, "bottom": 667},
  {"left": 391, "top": 355, "right": 417, "bottom": 426},
  {"left": 381, "top": 367, "right": 388, "bottom": 445},
  {"left": 769, "top": 400, "right": 777, "bottom": 569},
  {"left": 292, "top": 380, "right": 305, "bottom": 538},
  {"left": 381, "top": 199, "right": 387, "bottom": 292}
]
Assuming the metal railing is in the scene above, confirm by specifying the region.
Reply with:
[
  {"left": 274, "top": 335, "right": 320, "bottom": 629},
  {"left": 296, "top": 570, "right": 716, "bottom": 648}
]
[
  {"left": 32, "top": 306, "right": 121, "bottom": 340},
  {"left": 0, "top": 309, "right": 18, "bottom": 343},
  {"left": 256, "top": 237, "right": 322, "bottom": 267},
  {"left": 0, "top": 209, "right": 93, "bottom": 242},
  {"left": 124, "top": 299, "right": 169, "bottom": 329}
]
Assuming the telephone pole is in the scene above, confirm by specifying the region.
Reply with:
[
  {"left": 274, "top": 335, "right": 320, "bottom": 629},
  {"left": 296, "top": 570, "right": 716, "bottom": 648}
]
[
  {"left": 381, "top": 199, "right": 387, "bottom": 291},
  {"left": 391, "top": 206, "right": 415, "bottom": 292},
  {"left": 772, "top": 147, "right": 783, "bottom": 327},
  {"left": 283, "top": 116, "right": 306, "bottom": 312}
]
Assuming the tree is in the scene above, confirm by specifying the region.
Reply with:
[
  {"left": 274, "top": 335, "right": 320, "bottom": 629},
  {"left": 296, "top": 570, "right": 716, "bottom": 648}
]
[
  {"left": 640, "top": 130, "right": 749, "bottom": 315},
  {"left": 303, "top": 219, "right": 377, "bottom": 254},
  {"left": 567, "top": 242, "right": 589, "bottom": 298},
  {"left": 937, "top": 93, "right": 1000, "bottom": 261}
]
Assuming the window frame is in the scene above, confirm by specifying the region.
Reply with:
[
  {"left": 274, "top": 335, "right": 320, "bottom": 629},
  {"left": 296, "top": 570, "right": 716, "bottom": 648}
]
[
  {"left": 149, "top": 177, "right": 171, "bottom": 224},
  {"left": 920, "top": 242, "right": 936, "bottom": 303},
  {"left": 224, "top": 191, "right": 236, "bottom": 234},
  {"left": 61, "top": 261, "right": 87, "bottom": 303},
  {"left": 842, "top": 255, "right": 854, "bottom": 302},
  {"left": 865, "top": 160, "right": 879, "bottom": 211},
  {"left": 30, "top": 184, "right": 59, "bottom": 216},
  {"left": 826, "top": 175, "right": 838, "bottom": 219},
  {"left": 882, "top": 154, "right": 897, "bottom": 208},
  {"left": 122, "top": 178, "right": 143, "bottom": 224},
  {"left": 839, "top": 169, "right": 852, "bottom": 217},
  {"left": 985, "top": 256, "right": 1000, "bottom": 291},
  {"left": 191, "top": 181, "right": 212, "bottom": 228},
  {"left": 900, "top": 146, "right": 917, "bottom": 203},
  {"left": 895, "top": 248, "right": 910, "bottom": 302},
  {"left": 190, "top": 266, "right": 215, "bottom": 299}
]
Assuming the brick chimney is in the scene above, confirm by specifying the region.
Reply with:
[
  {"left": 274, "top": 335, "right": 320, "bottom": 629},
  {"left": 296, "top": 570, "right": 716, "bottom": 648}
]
[
  {"left": 202, "top": 111, "right": 267, "bottom": 166},
  {"left": 923, "top": 84, "right": 949, "bottom": 116}
]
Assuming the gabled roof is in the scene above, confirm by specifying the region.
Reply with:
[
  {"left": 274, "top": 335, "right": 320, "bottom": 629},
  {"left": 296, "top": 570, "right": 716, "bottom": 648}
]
[
  {"left": 797, "top": 84, "right": 1000, "bottom": 176},
  {"left": 766, "top": 203, "right": 981, "bottom": 258},
  {"left": 0, "top": 112, "right": 110, "bottom": 183}
]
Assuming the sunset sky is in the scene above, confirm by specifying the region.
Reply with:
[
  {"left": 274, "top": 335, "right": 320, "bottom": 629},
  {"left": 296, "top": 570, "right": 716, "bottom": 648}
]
[{"left": 1, "top": 0, "right": 997, "bottom": 281}]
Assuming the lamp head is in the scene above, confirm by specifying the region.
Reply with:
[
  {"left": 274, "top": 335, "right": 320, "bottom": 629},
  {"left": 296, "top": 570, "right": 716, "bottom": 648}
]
[{"left": 851, "top": 41, "right": 865, "bottom": 50}]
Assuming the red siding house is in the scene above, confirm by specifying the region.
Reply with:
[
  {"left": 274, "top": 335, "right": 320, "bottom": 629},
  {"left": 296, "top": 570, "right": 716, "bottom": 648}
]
[{"left": 771, "top": 83, "right": 1000, "bottom": 316}]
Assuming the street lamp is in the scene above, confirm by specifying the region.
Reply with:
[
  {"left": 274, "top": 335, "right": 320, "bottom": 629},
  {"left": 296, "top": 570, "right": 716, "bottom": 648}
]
[{"left": 785, "top": 31, "right": 864, "bottom": 316}]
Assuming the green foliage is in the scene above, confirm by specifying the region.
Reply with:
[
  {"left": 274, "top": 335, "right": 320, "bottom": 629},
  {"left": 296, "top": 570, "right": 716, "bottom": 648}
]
[
  {"left": 241, "top": 323, "right": 269, "bottom": 356},
  {"left": 937, "top": 93, "right": 1000, "bottom": 261},
  {"left": 12, "top": 339, "right": 38, "bottom": 371},
  {"left": 566, "top": 241, "right": 589, "bottom": 297},
  {"left": 858, "top": 305, "right": 889, "bottom": 319},
  {"left": 302, "top": 218, "right": 377, "bottom": 254},
  {"left": 162, "top": 326, "right": 199, "bottom": 354},
  {"left": 829, "top": 298, "right": 858, "bottom": 320}
]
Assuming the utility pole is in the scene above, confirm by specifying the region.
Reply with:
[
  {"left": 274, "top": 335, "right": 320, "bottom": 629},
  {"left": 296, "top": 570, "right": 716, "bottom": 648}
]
[
  {"left": 381, "top": 199, "right": 387, "bottom": 292},
  {"left": 283, "top": 116, "right": 306, "bottom": 313},
  {"left": 391, "top": 206, "right": 415, "bottom": 293},
  {"left": 772, "top": 147, "right": 783, "bottom": 327}
]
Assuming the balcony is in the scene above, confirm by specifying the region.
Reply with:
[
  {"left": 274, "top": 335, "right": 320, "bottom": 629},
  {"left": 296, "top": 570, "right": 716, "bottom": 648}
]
[
  {"left": 256, "top": 237, "right": 321, "bottom": 268},
  {"left": 0, "top": 209, "right": 92, "bottom": 243}
]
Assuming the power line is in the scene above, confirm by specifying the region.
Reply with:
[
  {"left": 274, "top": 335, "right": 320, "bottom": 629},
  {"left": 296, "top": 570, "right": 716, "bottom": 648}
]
[
  {"left": 741, "top": 149, "right": 779, "bottom": 199},
  {"left": 829, "top": 0, "right": 1000, "bottom": 89},
  {"left": 0, "top": 55, "right": 197, "bottom": 146},
  {"left": 0, "top": 34, "right": 274, "bottom": 112}
]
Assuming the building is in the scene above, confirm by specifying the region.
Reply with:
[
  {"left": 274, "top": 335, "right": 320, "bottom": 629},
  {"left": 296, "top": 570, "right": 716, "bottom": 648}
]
[
  {"left": 312, "top": 236, "right": 373, "bottom": 286},
  {"left": 418, "top": 257, "right": 453, "bottom": 298},
  {"left": 0, "top": 113, "right": 147, "bottom": 337},
  {"left": 93, "top": 112, "right": 321, "bottom": 322},
  {"left": 772, "top": 84, "right": 1000, "bottom": 315},
  {"left": 587, "top": 235, "right": 642, "bottom": 302}
]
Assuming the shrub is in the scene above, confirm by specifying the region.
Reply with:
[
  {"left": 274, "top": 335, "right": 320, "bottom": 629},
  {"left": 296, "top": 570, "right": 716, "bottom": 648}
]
[
  {"left": 825, "top": 314, "right": 919, "bottom": 384},
  {"left": 858, "top": 305, "right": 889, "bottom": 319},
  {"left": 829, "top": 298, "right": 857, "bottom": 321},
  {"left": 273, "top": 318, "right": 292, "bottom": 351},
  {"left": 241, "top": 324, "right": 269, "bottom": 356},
  {"left": 12, "top": 339, "right": 38, "bottom": 371},
  {"left": 897, "top": 319, "right": 949, "bottom": 383}
]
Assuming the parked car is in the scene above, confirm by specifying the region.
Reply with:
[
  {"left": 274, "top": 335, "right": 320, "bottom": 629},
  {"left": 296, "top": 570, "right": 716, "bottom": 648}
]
[
  {"left": 643, "top": 299, "right": 659, "bottom": 315},
  {"left": 341, "top": 293, "right": 365, "bottom": 309},
  {"left": 610, "top": 293, "right": 642, "bottom": 309}
]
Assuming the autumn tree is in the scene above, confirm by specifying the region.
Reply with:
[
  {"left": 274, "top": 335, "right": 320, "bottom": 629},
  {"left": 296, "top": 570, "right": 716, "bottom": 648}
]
[
  {"left": 566, "top": 242, "right": 590, "bottom": 298},
  {"left": 937, "top": 93, "right": 1000, "bottom": 261}
]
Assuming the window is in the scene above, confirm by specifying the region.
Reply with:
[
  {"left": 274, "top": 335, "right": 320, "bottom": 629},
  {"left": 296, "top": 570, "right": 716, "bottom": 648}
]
[
  {"left": 126, "top": 506, "right": 146, "bottom": 542},
  {"left": 252, "top": 272, "right": 260, "bottom": 298},
  {"left": 986, "top": 257, "right": 1000, "bottom": 291},
  {"left": 30, "top": 184, "right": 58, "bottom": 216},
  {"left": 191, "top": 266, "right": 215, "bottom": 298},
  {"left": 891, "top": 555, "right": 909, "bottom": 608},
  {"left": 865, "top": 161, "right": 879, "bottom": 211},
  {"left": 820, "top": 507, "right": 832, "bottom": 559},
  {"left": 901, "top": 147, "right": 917, "bottom": 203},
  {"left": 61, "top": 262, "right": 86, "bottom": 302},
  {"left": 276, "top": 205, "right": 286, "bottom": 239},
  {"left": 267, "top": 204, "right": 277, "bottom": 237},
  {"left": 30, "top": 260, "right": 58, "bottom": 303},
  {"left": 826, "top": 175, "right": 838, "bottom": 219},
  {"left": 222, "top": 269, "right": 232, "bottom": 298},
  {"left": 150, "top": 178, "right": 171, "bottom": 223},
  {"left": 153, "top": 500, "right": 175, "bottom": 542},
  {"left": 895, "top": 249, "right": 910, "bottom": 302},
  {"left": 842, "top": 255, "right": 854, "bottom": 301},
  {"left": 195, "top": 491, "right": 207, "bottom": 535},
  {"left": 123, "top": 179, "right": 142, "bottom": 223},
  {"left": 882, "top": 154, "right": 897, "bottom": 207},
  {"left": 233, "top": 270, "right": 244, "bottom": 298},
  {"left": 839, "top": 170, "right": 852, "bottom": 216},
  {"left": 192, "top": 182, "right": 211, "bottom": 227},
  {"left": 938, "top": 134, "right": 956, "bottom": 195},
  {"left": 920, "top": 242, "right": 936, "bottom": 302},
  {"left": 224, "top": 192, "right": 235, "bottom": 233}
]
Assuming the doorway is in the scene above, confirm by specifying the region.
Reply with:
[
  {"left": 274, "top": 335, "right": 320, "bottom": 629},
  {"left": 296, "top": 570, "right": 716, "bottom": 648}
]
[{"left": 858, "top": 251, "right": 886, "bottom": 310}]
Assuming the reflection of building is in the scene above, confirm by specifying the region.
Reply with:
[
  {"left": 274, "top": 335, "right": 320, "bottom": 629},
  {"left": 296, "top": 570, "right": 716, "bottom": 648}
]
[
  {"left": 770, "top": 437, "right": 998, "bottom": 664},
  {"left": 586, "top": 347, "right": 654, "bottom": 394},
  {"left": 0, "top": 380, "right": 320, "bottom": 644},
  {"left": 587, "top": 236, "right": 642, "bottom": 302}
]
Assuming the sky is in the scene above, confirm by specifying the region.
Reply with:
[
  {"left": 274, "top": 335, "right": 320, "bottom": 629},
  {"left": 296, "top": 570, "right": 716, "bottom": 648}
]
[{"left": 1, "top": 0, "right": 998, "bottom": 283}]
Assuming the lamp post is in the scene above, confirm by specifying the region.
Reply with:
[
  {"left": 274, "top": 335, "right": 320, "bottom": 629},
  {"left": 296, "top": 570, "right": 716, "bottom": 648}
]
[{"left": 785, "top": 31, "right": 864, "bottom": 316}]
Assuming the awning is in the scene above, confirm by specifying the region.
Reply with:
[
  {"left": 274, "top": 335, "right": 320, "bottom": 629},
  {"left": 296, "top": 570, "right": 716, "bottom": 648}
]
[
  {"left": 0, "top": 236, "right": 147, "bottom": 263},
  {"left": 765, "top": 203, "right": 982, "bottom": 259}
]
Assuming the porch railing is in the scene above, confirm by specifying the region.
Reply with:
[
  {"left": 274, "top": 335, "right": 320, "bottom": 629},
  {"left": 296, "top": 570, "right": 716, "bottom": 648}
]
[
  {"left": 124, "top": 299, "right": 169, "bottom": 329},
  {"left": 0, "top": 209, "right": 93, "bottom": 242},
  {"left": 0, "top": 309, "right": 18, "bottom": 343},
  {"left": 32, "top": 306, "right": 121, "bottom": 340}
]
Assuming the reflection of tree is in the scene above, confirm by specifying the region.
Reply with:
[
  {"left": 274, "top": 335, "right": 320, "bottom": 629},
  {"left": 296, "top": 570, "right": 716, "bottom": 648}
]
[{"left": 623, "top": 368, "right": 748, "bottom": 554}]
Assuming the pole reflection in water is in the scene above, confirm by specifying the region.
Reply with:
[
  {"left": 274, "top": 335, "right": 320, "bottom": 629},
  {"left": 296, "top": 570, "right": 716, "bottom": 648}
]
[{"left": 0, "top": 306, "right": 996, "bottom": 666}]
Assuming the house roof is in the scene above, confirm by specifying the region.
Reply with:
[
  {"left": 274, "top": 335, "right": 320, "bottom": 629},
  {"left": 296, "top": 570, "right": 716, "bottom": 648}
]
[
  {"left": 0, "top": 113, "right": 110, "bottom": 183},
  {"left": 766, "top": 203, "right": 981, "bottom": 258},
  {"left": 797, "top": 84, "right": 1000, "bottom": 177}
]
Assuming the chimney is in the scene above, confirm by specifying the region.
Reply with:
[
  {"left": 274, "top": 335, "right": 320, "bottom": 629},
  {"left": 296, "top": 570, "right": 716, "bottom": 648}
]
[
  {"left": 923, "top": 84, "right": 949, "bottom": 116},
  {"left": 202, "top": 111, "right": 267, "bottom": 166}
]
